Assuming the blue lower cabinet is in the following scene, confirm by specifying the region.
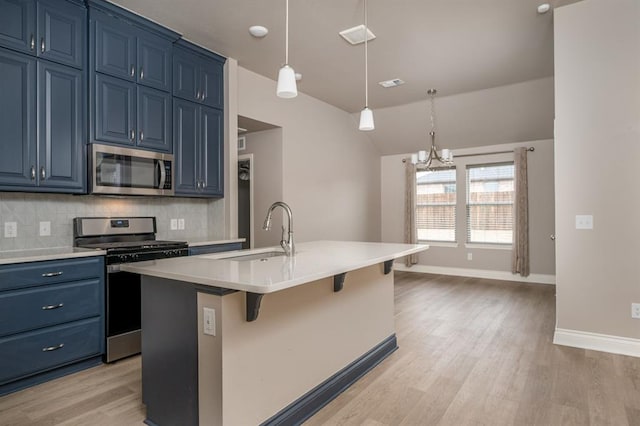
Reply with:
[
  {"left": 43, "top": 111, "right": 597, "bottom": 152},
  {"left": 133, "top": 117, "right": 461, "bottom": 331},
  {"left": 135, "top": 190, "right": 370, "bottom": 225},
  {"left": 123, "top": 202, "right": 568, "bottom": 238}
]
[
  {"left": 0, "top": 256, "right": 105, "bottom": 396},
  {"left": 0, "top": 317, "right": 101, "bottom": 384},
  {"left": 0, "top": 278, "right": 101, "bottom": 336}
]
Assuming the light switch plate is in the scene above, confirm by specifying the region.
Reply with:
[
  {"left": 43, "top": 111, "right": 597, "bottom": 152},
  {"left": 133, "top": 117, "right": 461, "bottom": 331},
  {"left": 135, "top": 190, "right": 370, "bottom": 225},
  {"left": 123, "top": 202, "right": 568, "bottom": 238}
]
[
  {"left": 4, "top": 222, "right": 17, "bottom": 238},
  {"left": 178, "top": 218, "right": 185, "bottom": 230},
  {"left": 39, "top": 221, "right": 51, "bottom": 236},
  {"left": 170, "top": 218, "right": 178, "bottom": 230},
  {"left": 203, "top": 307, "right": 216, "bottom": 336},
  {"left": 575, "top": 215, "right": 593, "bottom": 230}
]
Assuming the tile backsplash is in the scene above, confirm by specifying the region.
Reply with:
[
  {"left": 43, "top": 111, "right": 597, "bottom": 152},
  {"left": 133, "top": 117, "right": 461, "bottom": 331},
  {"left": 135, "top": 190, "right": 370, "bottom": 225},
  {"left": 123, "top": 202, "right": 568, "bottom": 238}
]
[{"left": 0, "top": 192, "right": 225, "bottom": 251}]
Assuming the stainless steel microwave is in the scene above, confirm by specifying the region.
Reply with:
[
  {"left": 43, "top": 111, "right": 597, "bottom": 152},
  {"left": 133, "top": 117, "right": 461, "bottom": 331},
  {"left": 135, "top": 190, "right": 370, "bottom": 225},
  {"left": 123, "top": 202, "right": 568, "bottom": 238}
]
[{"left": 90, "top": 144, "right": 175, "bottom": 196}]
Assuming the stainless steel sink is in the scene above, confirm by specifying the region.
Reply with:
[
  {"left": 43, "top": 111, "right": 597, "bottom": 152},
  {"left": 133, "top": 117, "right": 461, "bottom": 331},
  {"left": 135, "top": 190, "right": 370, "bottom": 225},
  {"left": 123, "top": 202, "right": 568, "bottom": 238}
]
[{"left": 223, "top": 251, "right": 287, "bottom": 262}]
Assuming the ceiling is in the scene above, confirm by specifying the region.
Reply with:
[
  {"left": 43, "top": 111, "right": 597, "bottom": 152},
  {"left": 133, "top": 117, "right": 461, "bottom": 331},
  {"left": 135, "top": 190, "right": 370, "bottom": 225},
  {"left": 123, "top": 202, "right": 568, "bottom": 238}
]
[{"left": 111, "top": 0, "right": 580, "bottom": 115}]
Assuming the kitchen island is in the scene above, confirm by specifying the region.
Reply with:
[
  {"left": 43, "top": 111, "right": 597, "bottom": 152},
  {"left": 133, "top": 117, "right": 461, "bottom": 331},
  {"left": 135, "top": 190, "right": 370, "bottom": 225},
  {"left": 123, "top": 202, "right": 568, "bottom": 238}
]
[{"left": 122, "top": 241, "right": 427, "bottom": 426}]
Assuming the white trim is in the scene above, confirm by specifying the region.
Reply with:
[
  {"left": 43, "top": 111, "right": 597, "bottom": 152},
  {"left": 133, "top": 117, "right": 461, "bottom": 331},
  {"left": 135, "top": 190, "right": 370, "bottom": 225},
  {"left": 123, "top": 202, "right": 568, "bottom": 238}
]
[
  {"left": 464, "top": 243, "right": 512, "bottom": 250},
  {"left": 553, "top": 328, "right": 640, "bottom": 358},
  {"left": 393, "top": 263, "right": 555, "bottom": 285},
  {"left": 417, "top": 241, "right": 459, "bottom": 248}
]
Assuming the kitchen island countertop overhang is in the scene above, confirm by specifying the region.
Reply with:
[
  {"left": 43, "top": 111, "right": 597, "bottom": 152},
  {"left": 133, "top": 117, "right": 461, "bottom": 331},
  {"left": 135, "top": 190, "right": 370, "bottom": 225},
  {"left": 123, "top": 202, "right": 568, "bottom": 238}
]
[{"left": 121, "top": 240, "right": 428, "bottom": 294}]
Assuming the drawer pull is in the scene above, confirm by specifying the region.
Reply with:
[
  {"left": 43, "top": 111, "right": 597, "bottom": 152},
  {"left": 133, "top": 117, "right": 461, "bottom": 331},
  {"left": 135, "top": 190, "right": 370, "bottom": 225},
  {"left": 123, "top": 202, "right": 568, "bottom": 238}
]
[
  {"left": 41, "top": 271, "right": 63, "bottom": 277},
  {"left": 42, "top": 303, "right": 64, "bottom": 310},
  {"left": 42, "top": 343, "right": 64, "bottom": 352}
]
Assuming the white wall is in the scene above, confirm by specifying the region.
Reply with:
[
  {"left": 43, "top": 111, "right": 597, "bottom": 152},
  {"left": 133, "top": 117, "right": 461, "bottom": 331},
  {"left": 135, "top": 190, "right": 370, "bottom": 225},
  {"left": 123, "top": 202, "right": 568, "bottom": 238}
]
[
  {"left": 381, "top": 139, "right": 556, "bottom": 280},
  {"left": 237, "top": 67, "right": 381, "bottom": 243},
  {"left": 362, "top": 77, "right": 555, "bottom": 156},
  {"left": 554, "top": 0, "right": 640, "bottom": 343},
  {"left": 243, "top": 129, "right": 284, "bottom": 248}
]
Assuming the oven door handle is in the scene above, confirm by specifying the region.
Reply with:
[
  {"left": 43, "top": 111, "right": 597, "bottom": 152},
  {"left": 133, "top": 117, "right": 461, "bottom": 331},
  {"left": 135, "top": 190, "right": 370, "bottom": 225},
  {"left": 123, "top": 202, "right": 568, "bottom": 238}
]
[{"left": 157, "top": 160, "right": 166, "bottom": 190}]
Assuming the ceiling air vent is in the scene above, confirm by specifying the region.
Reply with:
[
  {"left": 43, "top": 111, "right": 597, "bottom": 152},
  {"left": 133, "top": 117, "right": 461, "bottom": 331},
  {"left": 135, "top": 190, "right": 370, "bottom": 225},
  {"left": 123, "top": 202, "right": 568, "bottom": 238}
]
[
  {"left": 339, "top": 24, "right": 376, "bottom": 45},
  {"left": 378, "top": 79, "right": 405, "bottom": 88}
]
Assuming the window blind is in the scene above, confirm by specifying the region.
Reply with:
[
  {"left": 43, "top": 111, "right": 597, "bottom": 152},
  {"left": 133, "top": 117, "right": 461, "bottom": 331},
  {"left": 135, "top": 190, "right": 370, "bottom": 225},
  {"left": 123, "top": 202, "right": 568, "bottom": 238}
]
[
  {"left": 466, "top": 163, "right": 514, "bottom": 244},
  {"left": 416, "top": 167, "right": 456, "bottom": 242}
]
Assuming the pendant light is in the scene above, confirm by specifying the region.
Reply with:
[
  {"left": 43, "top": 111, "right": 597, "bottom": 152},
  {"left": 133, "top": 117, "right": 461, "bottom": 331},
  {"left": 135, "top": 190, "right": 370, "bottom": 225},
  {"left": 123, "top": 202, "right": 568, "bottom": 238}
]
[
  {"left": 276, "top": 0, "right": 297, "bottom": 98},
  {"left": 359, "top": 0, "right": 374, "bottom": 131},
  {"left": 410, "top": 89, "right": 454, "bottom": 169}
]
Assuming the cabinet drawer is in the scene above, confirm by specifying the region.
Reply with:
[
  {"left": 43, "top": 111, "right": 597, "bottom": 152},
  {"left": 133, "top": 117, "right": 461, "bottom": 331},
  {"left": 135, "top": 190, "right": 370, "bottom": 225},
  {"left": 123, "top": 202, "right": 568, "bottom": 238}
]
[
  {"left": 0, "top": 256, "right": 104, "bottom": 291},
  {"left": 0, "top": 278, "right": 101, "bottom": 337},
  {"left": 0, "top": 317, "right": 101, "bottom": 384}
]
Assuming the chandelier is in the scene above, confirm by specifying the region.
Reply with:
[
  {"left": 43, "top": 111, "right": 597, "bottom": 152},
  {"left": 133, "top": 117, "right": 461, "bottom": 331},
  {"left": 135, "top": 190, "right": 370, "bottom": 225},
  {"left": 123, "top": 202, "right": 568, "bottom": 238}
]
[{"left": 411, "top": 89, "right": 454, "bottom": 168}]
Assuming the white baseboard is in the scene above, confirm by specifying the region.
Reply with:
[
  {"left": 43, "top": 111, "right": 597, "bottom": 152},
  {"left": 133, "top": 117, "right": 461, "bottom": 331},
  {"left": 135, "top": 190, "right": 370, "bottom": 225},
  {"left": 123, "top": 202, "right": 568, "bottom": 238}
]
[
  {"left": 554, "top": 328, "right": 640, "bottom": 358},
  {"left": 393, "top": 263, "right": 555, "bottom": 285}
]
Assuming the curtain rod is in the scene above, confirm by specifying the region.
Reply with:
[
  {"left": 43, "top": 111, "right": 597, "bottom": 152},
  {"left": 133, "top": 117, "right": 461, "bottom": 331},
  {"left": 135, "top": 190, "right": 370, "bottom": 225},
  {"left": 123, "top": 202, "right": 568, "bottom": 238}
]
[{"left": 401, "top": 147, "right": 534, "bottom": 163}]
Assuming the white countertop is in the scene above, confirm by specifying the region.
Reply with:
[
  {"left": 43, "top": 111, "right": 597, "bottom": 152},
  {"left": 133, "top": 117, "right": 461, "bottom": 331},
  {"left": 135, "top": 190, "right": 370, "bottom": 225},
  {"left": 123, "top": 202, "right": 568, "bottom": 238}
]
[
  {"left": 122, "top": 240, "right": 428, "bottom": 294},
  {"left": 187, "top": 238, "right": 245, "bottom": 248},
  {"left": 0, "top": 247, "right": 106, "bottom": 265}
]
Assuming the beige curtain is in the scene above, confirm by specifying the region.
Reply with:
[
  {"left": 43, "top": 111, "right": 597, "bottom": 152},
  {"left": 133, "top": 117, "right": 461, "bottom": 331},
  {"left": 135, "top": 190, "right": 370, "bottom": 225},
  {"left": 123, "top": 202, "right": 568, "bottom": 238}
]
[
  {"left": 512, "top": 147, "right": 530, "bottom": 276},
  {"left": 404, "top": 161, "right": 418, "bottom": 266}
]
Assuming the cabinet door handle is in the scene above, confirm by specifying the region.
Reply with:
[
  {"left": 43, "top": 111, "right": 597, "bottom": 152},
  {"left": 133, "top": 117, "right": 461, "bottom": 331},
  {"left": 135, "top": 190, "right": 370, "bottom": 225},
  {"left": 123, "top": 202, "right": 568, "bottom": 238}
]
[
  {"left": 30, "top": 34, "right": 35, "bottom": 50},
  {"left": 30, "top": 166, "right": 36, "bottom": 180},
  {"left": 550, "top": 235, "right": 556, "bottom": 241},
  {"left": 130, "top": 129, "right": 136, "bottom": 141},
  {"left": 42, "top": 271, "right": 63, "bottom": 277},
  {"left": 42, "top": 303, "right": 64, "bottom": 310},
  {"left": 196, "top": 90, "right": 201, "bottom": 101},
  {"left": 140, "top": 130, "right": 144, "bottom": 141},
  {"left": 40, "top": 166, "right": 46, "bottom": 180},
  {"left": 200, "top": 92, "right": 205, "bottom": 101},
  {"left": 40, "top": 37, "right": 45, "bottom": 53},
  {"left": 130, "top": 65, "right": 135, "bottom": 77},
  {"left": 140, "top": 67, "right": 144, "bottom": 80},
  {"left": 42, "top": 343, "right": 64, "bottom": 352}
]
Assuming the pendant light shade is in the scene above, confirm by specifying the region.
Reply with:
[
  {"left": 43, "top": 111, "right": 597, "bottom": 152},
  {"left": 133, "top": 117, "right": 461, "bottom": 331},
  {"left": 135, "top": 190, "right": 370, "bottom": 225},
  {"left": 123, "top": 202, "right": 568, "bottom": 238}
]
[
  {"left": 277, "top": 64, "right": 297, "bottom": 98},
  {"left": 359, "top": 0, "right": 374, "bottom": 131},
  {"left": 359, "top": 107, "right": 375, "bottom": 131},
  {"left": 276, "top": 0, "right": 298, "bottom": 99}
]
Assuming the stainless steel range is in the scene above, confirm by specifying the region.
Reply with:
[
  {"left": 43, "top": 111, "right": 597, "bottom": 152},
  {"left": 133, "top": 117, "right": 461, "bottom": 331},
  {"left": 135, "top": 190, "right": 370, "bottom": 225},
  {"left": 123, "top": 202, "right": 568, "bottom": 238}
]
[{"left": 73, "top": 217, "right": 188, "bottom": 363}]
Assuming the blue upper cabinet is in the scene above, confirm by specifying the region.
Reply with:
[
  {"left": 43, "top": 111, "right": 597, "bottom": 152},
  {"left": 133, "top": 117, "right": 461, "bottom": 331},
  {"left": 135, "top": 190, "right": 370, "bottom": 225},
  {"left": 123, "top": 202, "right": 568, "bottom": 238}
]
[
  {"left": 173, "top": 40, "right": 224, "bottom": 109},
  {"left": 37, "top": 60, "right": 84, "bottom": 191},
  {"left": 37, "top": 0, "right": 85, "bottom": 69},
  {"left": 200, "top": 106, "right": 223, "bottom": 196},
  {"left": 0, "top": 0, "right": 35, "bottom": 54},
  {"left": 94, "top": 72, "right": 136, "bottom": 146},
  {"left": 93, "top": 10, "right": 136, "bottom": 81},
  {"left": 89, "top": 1, "right": 178, "bottom": 152},
  {"left": 137, "top": 32, "right": 171, "bottom": 92},
  {"left": 0, "top": 49, "right": 36, "bottom": 188},
  {"left": 0, "top": 0, "right": 85, "bottom": 69},
  {"left": 137, "top": 85, "right": 171, "bottom": 152}
]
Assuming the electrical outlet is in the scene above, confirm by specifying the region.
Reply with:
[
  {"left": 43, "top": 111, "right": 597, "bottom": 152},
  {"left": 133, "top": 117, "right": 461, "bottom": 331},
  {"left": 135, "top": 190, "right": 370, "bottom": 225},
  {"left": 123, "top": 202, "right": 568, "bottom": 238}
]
[
  {"left": 39, "top": 221, "right": 51, "bottom": 236},
  {"left": 4, "top": 222, "right": 17, "bottom": 238},
  {"left": 467, "top": 252, "right": 472, "bottom": 261},
  {"left": 170, "top": 218, "right": 178, "bottom": 230},
  {"left": 203, "top": 307, "right": 215, "bottom": 336},
  {"left": 575, "top": 215, "right": 593, "bottom": 230},
  {"left": 632, "top": 303, "right": 640, "bottom": 319},
  {"left": 178, "top": 218, "right": 185, "bottom": 230}
]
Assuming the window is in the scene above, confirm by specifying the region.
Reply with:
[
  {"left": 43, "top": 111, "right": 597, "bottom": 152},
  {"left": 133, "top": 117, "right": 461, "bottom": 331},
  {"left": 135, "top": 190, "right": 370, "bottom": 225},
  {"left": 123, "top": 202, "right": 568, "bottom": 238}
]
[
  {"left": 466, "top": 163, "right": 514, "bottom": 244},
  {"left": 416, "top": 167, "right": 456, "bottom": 242}
]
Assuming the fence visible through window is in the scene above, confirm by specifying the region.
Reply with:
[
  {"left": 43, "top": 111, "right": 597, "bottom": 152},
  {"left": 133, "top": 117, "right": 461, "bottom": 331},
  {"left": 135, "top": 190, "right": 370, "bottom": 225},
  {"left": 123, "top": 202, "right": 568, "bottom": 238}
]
[
  {"left": 466, "top": 163, "right": 514, "bottom": 244},
  {"left": 416, "top": 167, "right": 456, "bottom": 242}
]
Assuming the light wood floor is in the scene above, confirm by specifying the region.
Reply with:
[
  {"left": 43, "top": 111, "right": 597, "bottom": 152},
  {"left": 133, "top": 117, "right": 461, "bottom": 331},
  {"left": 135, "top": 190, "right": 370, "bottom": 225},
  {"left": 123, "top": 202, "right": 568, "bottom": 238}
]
[{"left": 1, "top": 272, "right": 639, "bottom": 425}]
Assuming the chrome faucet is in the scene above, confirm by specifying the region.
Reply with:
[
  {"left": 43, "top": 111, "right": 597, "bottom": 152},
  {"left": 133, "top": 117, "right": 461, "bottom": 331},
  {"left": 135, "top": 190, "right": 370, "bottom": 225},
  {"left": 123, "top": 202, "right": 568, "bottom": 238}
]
[{"left": 263, "top": 201, "right": 295, "bottom": 256}]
